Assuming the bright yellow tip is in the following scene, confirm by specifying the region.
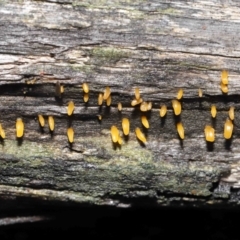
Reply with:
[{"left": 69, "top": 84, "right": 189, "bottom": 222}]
[
  {"left": 82, "top": 83, "right": 89, "bottom": 93},
  {"left": 224, "top": 119, "right": 233, "bottom": 139},
  {"left": 198, "top": 88, "right": 203, "bottom": 98},
  {"left": 38, "top": 115, "right": 45, "bottom": 127},
  {"left": 221, "top": 70, "right": 228, "bottom": 85},
  {"left": 122, "top": 118, "right": 130, "bottom": 135},
  {"left": 204, "top": 125, "right": 215, "bottom": 142},
  {"left": 177, "top": 122, "right": 184, "bottom": 140},
  {"left": 172, "top": 100, "right": 181, "bottom": 115},
  {"left": 98, "top": 93, "right": 103, "bottom": 106},
  {"left": 177, "top": 88, "right": 183, "bottom": 100},
  {"left": 16, "top": 118, "right": 24, "bottom": 138},
  {"left": 141, "top": 115, "right": 149, "bottom": 128},
  {"left": 111, "top": 126, "right": 119, "bottom": 143},
  {"left": 103, "top": 86, "right": 111, "bottom": 100},
  {"left": 229, "top": 106, "right": 234, "bottom": 120},
  {"left": 220, "top": 82, "right": 228, "bottom": 93},
  {"left": 118, "top": 102, "right": 122, "bottom": 111},
  {"left": 211, "top": 105, "right": 217, "bottom": 118},
  {"left": 134, "top": 88, "right": 140, "bottom": 100},
  {"left": 67, "top": 127, "right": 74, "bottom": 143},
  {"left": 67, "top": 101, "right": 75, "bottom": 116},
  {"left": 140, "top": 102, "right": 148, "bottom": 112},
  {"left": 160, "top": 105, "right": 167, "bottom": 117},
  {"left": 131, "top": 98, "right": 143, "bottom": 106},
  {"left": 48, "top": 116, "right": 54, "bottom": 131},
  {"left": 0, "top": 124, "right": 5, "bottom": 139},
  {"left": 135, "top": 127, "right": 147, "bottom": 143},
  {"left": 83, "top": 93, "right": 89, "bottom": 103},
  {"left": 106, "top": 95, "right": 111, "bottom": 106}
]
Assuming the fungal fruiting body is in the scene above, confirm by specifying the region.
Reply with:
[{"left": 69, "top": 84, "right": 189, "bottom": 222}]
[
  {"left": 204, "top": 125, "right": 215, "bottom": 142},
  {"left": 220, "top": 82, "right": 228, "bottom": 93},
  {"left": 198, "top": 88, "right": 203, "bottom": 98},
  {"left": 122, "top": 118, "right": 130, "bottom": 135},
  {"left": 135, "top": 127, "right": 147, "bottom": 143},
  {"left": 147, "top": 102, "right": 152, "bottom": 111},
  {"left": 211, "top": 105, "right": 217, "bottom": 118},
  {"left": 177, "top": 122, "right": 184, "bottom": 140},
  {"left": 140, "top": 102, "right": 148, "bottom": 112},
  {"left": 141, "top": 115, "right": 149, "bottom": 128},
  {"left": 98, "top": 93, "right": 103, "bottom": 106},
  {"left": 60, "top": 85, "right": 64, "bottom": 94},
  {"left": 82, "top": 83, "right": 89, "bottom": 93},
  {"left": 135, "top": 88, "right": 140, "bottom": 100},
  {"left": 67, "top": 127, "right": 74, "bottom": 143},
  {"left": 38, "top": 115, "right": 45, "bottom": 127},
  {"left": 67, "top": 101, "right": 75, "bottom": 116},
  {"left": 160, "top": 105, "right": 167, "bottom": 117},
  {"left": 103, "top": 86, "right": 111, "bottom": 100},
  {"left": 229, "top": 106, "right": 234, "bottom": 120},
  {"left": 16, "top": 118, "right": 24, "bottom": 138},
  {"left": 83, "top": 93, "right": 89, "bottom": 103},
  {"left": 117, "top": 136, "right": 123, "bottom": 145},
  {"left": 131, "top": 98, "right": 143, "bottom": 106},
  {"left": 97, "top": 115, "right": 102, "bottom": 121},
  {"left": 224, "top": 119, "right": 233, "bottom": 139},
  {"left": 118, "top": 102, "right": 122, "bottom": 111},
  {"left": 172, "top": 100, "right": 181, "bottom": 115},
  {"left": 106, "top": 95, "right": 111, "bottom": 106},
  {"left": 0, "top": 124, "right": 5, "bottom": 139},
  {"left": 221, "top": 70, "right": 228, "bottom": 85},
  {"left": 177, "top": 89, "right": 183, "bottom": 100},
  {"left": 48, "top": 116, "right": 54, "bottom": 131},
  {"left": 110, "top": 125, "right": 119, "bottom": 143}
]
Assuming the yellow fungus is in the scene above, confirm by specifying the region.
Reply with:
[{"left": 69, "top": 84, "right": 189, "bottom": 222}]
[
  {"left": 135, "top": 88, "right": 140, "bottom": 100},
  {"left": 110, "top": 125, "right": 119, "bottom": 143},
  {"left": 141, "top": 115, "right": 149, "bottom": 128},
  {"left": 160, "top": 105, "right": 167, "bottom": 117},
  {"left": 83, "top": 93, "right": 89, "bottom": 103},
  {"left": 229, "top": 106, "right": 234, "bottom": 120},
  {"left": 204, "top": 125, "right": 215, "bottom": 142},
  {"left": 211, "top": 105, "right": 217, "bottom": 118},
  {"left": 147, "top": 102, "right": 152, "bottom": 111},
  {"left": 97, "top": 115, "right": 102, "bottom": 121},
  {"left": 48, "top": 116, "right": 54, "bottom": 131},
  {"left": 98, "top": 93, "right": 103, "bottom": 106},
  {"left": 140, "top": 101, "right": 148, "bottom": 112},
  {"left": 38, "top": 115, "right": 45, "bottom": 127},
  {"left": 118, "top": 102, "right": 122, "bottom": 111},
  {"left": 16, "top": 118, "right": 24, "bottom": 138},
  {"left": 224, "top": 118, "right": 233, "bottom": 139},
  {"left": 122, "top": 118, "right": 130, "bottom": 135},
  {"left": 220, "top": 82, "right": 228, "bottom": 93},
  {"left": 177, "top": 89, "right": 183, "bottom": 100},
  {"left": 177, "top": 122, "right": 184, "bottom": 140},
  {"left": 67, "top": 127, "right": 74, "bottom": 143},
  {"left": 60, "top": 85, "right": 64, "bottom": 94},
  {"left": 103, "top": 86, "right": 111, "bottom": 100},
  {"left": 117, "top": 135, "right": 123, "bottom": 145},
  {"left": 172, "top": 100, "right": 181, "bottom": 115},
  {"left": 0, "top": 124, "right": 5, "bottom": 139},
  {"left": 67, "top": 101, "right": 75, "bottom": 116},
  {"left": 198, "top": 88, "right": 203, "bottom": 98},
  {"left": 221, "top": 70, "right": 228, "bottom": 85},
  {"left": 131, "top": 98, "right": 143, "bottom": 106},
  {"left": 106, "top": 95, "right": 111, "bottom": 106},
  {"left": 135, "top": 127, "right": 147, "bottom": 143},
  {"left": 82, "top": 83, "right": 89, "bottom": 93}
]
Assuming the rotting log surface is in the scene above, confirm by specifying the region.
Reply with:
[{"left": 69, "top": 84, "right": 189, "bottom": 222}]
[{"left": 0, "top": 0, "right": 239, "bottom": 209}]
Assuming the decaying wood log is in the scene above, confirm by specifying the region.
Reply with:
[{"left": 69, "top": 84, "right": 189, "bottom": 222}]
[{"left": 0, "top": 0, "right": 240, "bottom": 212}]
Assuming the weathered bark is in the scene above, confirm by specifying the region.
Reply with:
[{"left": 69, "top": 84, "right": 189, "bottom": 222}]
[{"left": 0, "top": 0, "right": 239, "bottom": 213}]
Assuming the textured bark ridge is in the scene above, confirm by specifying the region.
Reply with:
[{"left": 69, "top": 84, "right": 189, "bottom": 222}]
[{"left": 0, "top": 0, "right": 240, "bottom": 208}]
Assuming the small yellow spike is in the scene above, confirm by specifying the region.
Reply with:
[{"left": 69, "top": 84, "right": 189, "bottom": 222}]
[
  {"left": 118, "top": 102, "right": 122, "bottom": 111},
  {"left": 177, "top": 122, "right": 184, "bottom": 140},
  {"left": 97, "top": 115, "right": 102, "bottom": 121},
  {"left": 103, "top": 86, "right": 111, "bottom": 100},
  {"left": 135, "top": 88, "right": 140, "bottom": 100},
  {"left": 60, "top": 85, "right": 64, "bottom": 94},
  {"left": 16, "top": 118, "right": 24, "bottom": 138},
  {"left": 141, "top": 115, "right": 149, "bottom": 128},
  {"left": 221, "top": 70, "right": 228, "bottom": 85},
  {"left": 224, "top": 118, "right": 233, "bottom": 139},
  {"left": 172, "top": 100, "right": 181, "bottom": 115},
  {"left": 131, "top": 98, "right": 143, "bottom": 106},
  {"left": 140, "top": 101, "right": 148, "bottom": 112},
  {"left": 229, "top": 106, "right": 234, "bottom": 121},
  {"left": 204, "top": 125, "right": 215, "bottom": 142},
  {"left": 67, "top": 127, "right": 74, "bottom": 143},
  {"left": 147, "top": 102, "right": 152, "bottom": 111},
  {"left": 111, "top": 126, "right": 119, "bottom": 143},
  {"left": 0, "top": 124, "right": 5, "bottom": 139},
  {"left": 117, "top": 135, "right": 123, "bottom": 145},
  {"left": 38, "top": 115, "right": 45, "bottom": 127},
  {"left": 160, "top": 105, "right": 167, "bottom": 117},
  {"left": 106, "top": 95, "right": 111, "bottom": 106},
  {"left": 67, "top": 101, "right": 75, "bottom": 116},
  {"left": 177, "top": 89, "right": 183, "bottom": 100},
  {"left": 211, "top": 105, "right": 217, "bottom": 118},
  {"left": 220, "top": 82, "right": 228, "bottom": 93},
  {"left": 98, "top": 93, "right": 103, "bottom": 106},
  {"left": 122, "top": 118, "right": 130, "bottom": 135},
  {"left": 48, "top": 116, "right": 54, "bottom": 131},
  {"left": 83, "top": 93, "right": 89, "bottom": 102},
  {"left": 198, "top": 88, "right": 203, "bottom": 98},
  {"left": 135, "top": 127, "right": 147, "bottom": 143},
  {"left": 82, "top": 83, "right": 89, "bottom": 93}
]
